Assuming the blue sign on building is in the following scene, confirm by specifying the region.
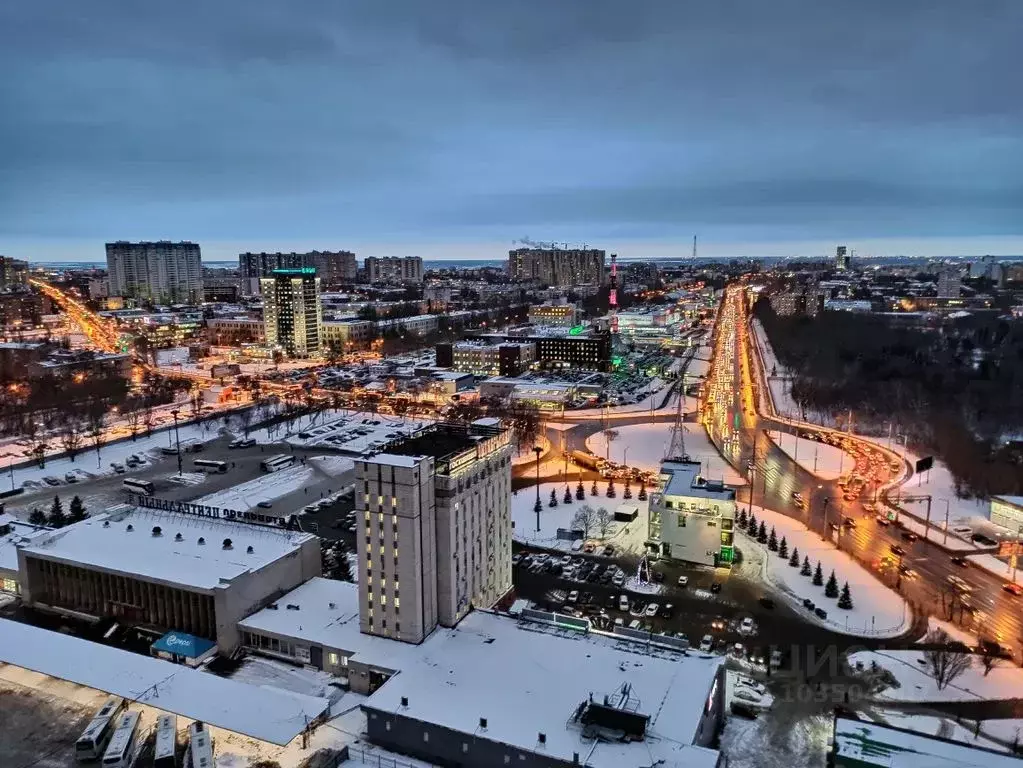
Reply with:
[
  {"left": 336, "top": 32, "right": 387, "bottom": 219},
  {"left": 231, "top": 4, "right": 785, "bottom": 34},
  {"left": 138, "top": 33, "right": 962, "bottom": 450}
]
[{"left": 151, "top": 631, "right": 216, "bottom": 661}]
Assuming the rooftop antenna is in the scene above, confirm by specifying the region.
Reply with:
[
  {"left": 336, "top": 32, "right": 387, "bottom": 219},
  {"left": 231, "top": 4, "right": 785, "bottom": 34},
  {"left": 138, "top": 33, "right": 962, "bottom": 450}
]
[{"left": 692, "top": 235, "right": 698, "bottom": 261}]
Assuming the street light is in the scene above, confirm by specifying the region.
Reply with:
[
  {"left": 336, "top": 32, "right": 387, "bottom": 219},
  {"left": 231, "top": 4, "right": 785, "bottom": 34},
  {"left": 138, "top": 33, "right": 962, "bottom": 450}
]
[
  {"left": 533, "top": 445, "right": 543, "bottom": 532},
  {"left": 170, "top": 408, "right": 183, "bottom": 476}
]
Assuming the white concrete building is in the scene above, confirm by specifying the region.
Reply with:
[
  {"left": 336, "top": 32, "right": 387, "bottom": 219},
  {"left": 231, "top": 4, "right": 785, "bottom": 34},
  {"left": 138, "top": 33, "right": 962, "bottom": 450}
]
[
  {"left": 648, "top": 460, "right": 736, "bottom": 567},
  {"left": 105, "top": 241, "right": 202, "bottom": 304},
  {"left": 261, "top": 268, "right": 323, "bottom": 357},
  {"left": 355, "top": 421, "right": 514, "bottom": 643}
]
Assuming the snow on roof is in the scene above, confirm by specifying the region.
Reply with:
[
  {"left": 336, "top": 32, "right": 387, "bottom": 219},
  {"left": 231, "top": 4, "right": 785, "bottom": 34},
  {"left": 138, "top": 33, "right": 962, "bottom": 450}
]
[
  {"left": 994, "top": 495, "right": 1023, "bottom": 510},
  {"left": 238, "top": 577, "right": 426, "bottom": 672},
  {"left": 0, "top": 520, "right": 48, "bottom": 573},
  {"left": 361, "top": 452, "right": 424, "bottom": 468},
  {"left": 18, "top": 507, "right": 315, "bottom": 591},
  {"left": 0, "top": 619, "right": 328, "bottom": 746},
  {"left": 363, "top": 612, "right": 723, "bottom": 768},
  {"left": 834, "top": 716, "right": 1023, "bottom": 767}
]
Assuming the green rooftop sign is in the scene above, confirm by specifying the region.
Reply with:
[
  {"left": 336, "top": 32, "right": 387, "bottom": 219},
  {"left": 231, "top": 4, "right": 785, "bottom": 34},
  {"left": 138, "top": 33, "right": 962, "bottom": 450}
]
[{"left": 272, "top": 267, "right": 317, "bottom": 275}]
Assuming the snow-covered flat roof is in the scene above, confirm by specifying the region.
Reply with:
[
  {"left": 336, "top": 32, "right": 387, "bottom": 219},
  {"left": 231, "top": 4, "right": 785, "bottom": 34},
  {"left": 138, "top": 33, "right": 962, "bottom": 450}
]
[
  {"left": 834, "top": 715, "right": 1022, "bottom": 767},
  {"left": 18, "top": 507, "right": 315, "bottom": 591},
  {"left": 238, "top": 577, "right": 427, "bottom": 672},
  {"left": 0, "top": 520, "right": 48, "bottom": 572},
  {"left": 361, "top": 452, "right": 424, "bottom": 468},
  {"left": 0, "top": 619, "right": 328, "bottom": 746},
  {"left": 363, "top": 612, "right": 723, "bottom": 768}
]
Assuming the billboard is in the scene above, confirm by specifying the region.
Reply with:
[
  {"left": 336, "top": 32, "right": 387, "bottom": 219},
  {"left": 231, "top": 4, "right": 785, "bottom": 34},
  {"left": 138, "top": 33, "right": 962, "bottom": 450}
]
[{"left": 915, "top": 456, "right": 934, "bottom": 473}]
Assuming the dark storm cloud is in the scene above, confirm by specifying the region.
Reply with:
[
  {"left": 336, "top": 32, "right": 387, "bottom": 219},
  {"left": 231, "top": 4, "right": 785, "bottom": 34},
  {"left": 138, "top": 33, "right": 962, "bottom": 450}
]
[{"left": 1, "top": 0, "right": 1021, "bottom": 253}]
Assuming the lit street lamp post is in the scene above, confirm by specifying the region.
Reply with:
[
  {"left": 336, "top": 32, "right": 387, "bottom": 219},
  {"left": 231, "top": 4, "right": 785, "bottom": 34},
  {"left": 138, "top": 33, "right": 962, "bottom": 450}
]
[
  {"left": 170, "top": 408, "right": 183, "bottom": 476},
  {"left": 820, "top": 496, "right": 831, "bottom": 544}
]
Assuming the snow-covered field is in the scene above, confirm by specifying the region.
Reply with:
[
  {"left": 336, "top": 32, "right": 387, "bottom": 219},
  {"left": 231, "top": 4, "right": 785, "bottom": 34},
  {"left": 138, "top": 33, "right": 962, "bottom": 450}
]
[
  {"left": 720, "top": 710, "right": 832, "bottom": 768},
  {"left": 850, "top": 648, "right": 1023, "bottom": 702},
  {"left": 510, "top": 481, "right": 649, "bottom": 555},
  {"left": 736, "top": 505, "right": 910, "bottom": 637},
  {"left": 307, "top": 455, "right": 355, "bottom": 478},
  {"left": 767, "top": 430, "right": 853, "bottom": 480},
  {"left": 873, "top": 709, "right": 1011, "bottom": 754},
  {"left": 196, "top": 465, "right": 314, "bottom": 511},
  {"left": 584, "top": 422, "right": 746, "bottom": 485}
]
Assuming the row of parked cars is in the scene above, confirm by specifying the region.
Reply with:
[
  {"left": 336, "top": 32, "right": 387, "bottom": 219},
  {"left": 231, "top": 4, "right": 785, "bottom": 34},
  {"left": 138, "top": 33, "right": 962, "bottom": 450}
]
[{"left": 514, "top": 552, "right": 630, "bottom": 587}]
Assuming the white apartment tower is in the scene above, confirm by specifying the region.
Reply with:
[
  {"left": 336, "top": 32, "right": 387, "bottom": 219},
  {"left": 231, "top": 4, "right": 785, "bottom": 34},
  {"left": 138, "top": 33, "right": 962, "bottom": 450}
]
[
  {"left": 260, "top": 268, "right": 323, "bottom": 358},
  {"left": 105, "top": 241, "right": 202, "bottom": 303},
  {"left": 355, "top": 422, "right": 514, "bottom": 643}
]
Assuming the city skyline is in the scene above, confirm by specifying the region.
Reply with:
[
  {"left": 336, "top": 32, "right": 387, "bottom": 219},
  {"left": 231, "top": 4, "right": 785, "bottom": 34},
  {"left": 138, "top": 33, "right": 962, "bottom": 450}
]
[{"left": 2, "top": 1, "right": 1022, "bottom": 261}]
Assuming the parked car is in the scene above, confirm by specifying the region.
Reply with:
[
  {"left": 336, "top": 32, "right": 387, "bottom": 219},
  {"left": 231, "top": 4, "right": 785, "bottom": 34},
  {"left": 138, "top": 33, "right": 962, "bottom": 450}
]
[
  {"left": 1003, "top": 583, "right": 1023, "bottom": 597},
  {"left": 570, "top": 539, "right": 584, "bottom": 552},
  {"left": 64, "top": 472, "right": 78, "bottom": 483},
  {"left": 950, "top": 556, "right": 969, "bottom": 567},
  {"left": 659, "top": 603, "right": 674, "bottom": 619},
  {"left": 612, "top": 571, "right": 626, "bottom": 587},
  {"left": 802, "top": 598, "right": 815, "bottom": 610},
  {"left": 733, "top": 688, "right": 762, "bottom": 703},
  {"left": 814, "top": 607, "right": 828, "bottom": 620},
  {"left": 567, "top": 590, "right": 579, "bottom": 604},
  {"left": 256, "top": 500, "right": 273, "bottom": 509},
  {"left": 110, "top": 462, "right": 125, "bottom": 474},
  {"left": 677, "top": 575, "right": 689, "bottom": 587},
  {"left": 628, "top": 619, "right": 641, "bottom": 630},
  {"left": 875, "top": 515, "right": 891, "bottom": 526},
  {"left": 644, "top": 603, "right": 659, "bottom": 617},
  {"left": 699, "top": 635, "right": 714, "bottom": 652},
  {"left": 739, "top": 617, "right": 755, "bottom": 635},
  {"left": 43, "top": 476, "right": 62, "bottom": 486},
  {"left": 619, "top": 595, "right": 630, "bottom": 611}
]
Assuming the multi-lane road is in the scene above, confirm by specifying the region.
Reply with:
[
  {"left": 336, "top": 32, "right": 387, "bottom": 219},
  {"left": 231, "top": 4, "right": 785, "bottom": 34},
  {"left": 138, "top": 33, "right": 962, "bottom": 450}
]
[{"left": 708, "top": 285, "right": 1023, "bottom": 654}]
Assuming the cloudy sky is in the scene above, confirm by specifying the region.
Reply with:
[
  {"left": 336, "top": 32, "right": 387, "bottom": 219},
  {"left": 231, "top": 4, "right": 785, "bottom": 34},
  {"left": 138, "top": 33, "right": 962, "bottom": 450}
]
[{"left": 2, "top": 1, "right": 1022, "bottom": 261}]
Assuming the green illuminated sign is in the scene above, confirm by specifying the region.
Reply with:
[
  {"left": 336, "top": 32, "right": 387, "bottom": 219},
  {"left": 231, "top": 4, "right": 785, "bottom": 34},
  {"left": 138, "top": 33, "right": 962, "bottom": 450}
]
[
  {"left": 568, "top": 325, "right": 585, "bottom": 335},
  {"left": 719, "top": 546, "right": 734, "bottom": 563}
]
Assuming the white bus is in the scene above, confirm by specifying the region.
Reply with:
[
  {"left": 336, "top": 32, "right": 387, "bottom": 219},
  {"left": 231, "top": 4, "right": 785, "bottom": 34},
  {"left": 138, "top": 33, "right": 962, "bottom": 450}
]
[
  {"left": 122, "top": 478, "right": 155, "bottom": 496},
  {"left": 75, "top": 697, "right": 126, "bottom": 761},
  {"left": 193, "top": 459, "right": 228, "bottom": 474},
  {"left": 153, "top": 713, "right": 178, "bottom": 768},
  {"left": 187, "top": 721, "right": 214, "bottom": 768},
  {"left": 101, "top": 710, "right": 141, "bottom": 768},
  {"left": 260, "top": 454, "right": 295, "bottom": 473}
]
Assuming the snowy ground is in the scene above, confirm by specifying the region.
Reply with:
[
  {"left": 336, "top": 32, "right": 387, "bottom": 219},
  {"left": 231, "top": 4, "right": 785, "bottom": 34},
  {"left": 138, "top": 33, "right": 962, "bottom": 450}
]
[
  {"left": 584, "top": 422, "right": 746, "bottom": 485},
  {"left": 8, "top": 420, "right": 223, "bottom": 492},
  {"left": 873, "top": 708, "right": 1011, "bottom": 754},
  {"left": 850, "top": 648, "right": 1023, "bottom": 702},
  {"left": 562, "top": 390, "right": 699, "bottom": 420},
  {"left": 736, "top": 505, "right": 910, "bottom": 637},
  {"left": 720, "top": 708, "right": 832, "bottom": 768},
  {"left": 510, "top": 481, "right": 650, "bottom": 556},
  {"left": 511, "top": 436, "right": 551, "bottom": 466},
  {"left": 767, "top": 431, "right": 853, "bottom": 481},
  {"left": 227, "top": 656, "right": 340, "bottom": 701},
  {"left": 196, "top": 465, "right": 315, "bottom": 511}
]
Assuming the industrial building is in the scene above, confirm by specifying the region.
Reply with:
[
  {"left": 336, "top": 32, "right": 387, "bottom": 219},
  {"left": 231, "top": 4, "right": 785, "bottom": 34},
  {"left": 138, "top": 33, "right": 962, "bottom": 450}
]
[
  {"left": 435, "top": 340, "right": 536, "bottom": 377},
  {"left": 354, "top": 421, "right": 514, "bottom": 643},
  {"left": 15, "top": 505, "right": 321, "bottom": 652},
  {"left": 106, "top": 241, "right": 203, "bottom": 304},
  {"left": 261, "top": 267, "right": 323, "bottom": 358},
  {"left": 648, "top": 460, "right": 736, "bottom": 566}
]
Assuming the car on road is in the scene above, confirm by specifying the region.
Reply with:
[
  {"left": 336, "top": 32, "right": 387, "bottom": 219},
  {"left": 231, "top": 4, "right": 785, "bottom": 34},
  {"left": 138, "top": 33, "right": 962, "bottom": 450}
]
[
  {"left": 842, "top": 517, "right": 857, "bottom": 528},
  {"left": 256, "top": 500, "right": 273, "bottom": 509},
  {"left": 644, "top": 603, "right": 659, "bottom": 617},
  {"left": 710, "top": 582, "right": 722, "bottom": 593},
  {"left": 889, "top": 544, "right": 906, "bottom": 556},
  {"left": 567, "top": 590, "right": 579, "bottom": 604},
  {"left": 1002, "top": 583, "right": 1023, "bottom": 597},
  {"left": 739, "top": 617, "right": 755, "bottom": 635},
  {"left": 814, "top": 607, "right": 828, "bottom": 620},
  {"left": 875, "top": 515, "right": 891, "bottom": 526},
  {"left": 677, "top": 575, "right": 689, "bottom": 587},
  {"left": 900, "top": 531, "right": 919, "bottom": 542},
  {"left": 898, "top": 565, "right": 918, "bottom": 580},
  {"left": 950, "top": 556, "right": 969, "bottom": 567}
]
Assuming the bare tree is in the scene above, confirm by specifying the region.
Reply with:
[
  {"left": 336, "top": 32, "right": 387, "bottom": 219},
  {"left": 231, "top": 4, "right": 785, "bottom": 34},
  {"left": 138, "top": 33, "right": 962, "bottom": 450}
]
[
  {"left": 602, "top": 428, "right": 619, "bottom": 461},
  {"left": 595, "top": 506, "right": 614, "bottom": 538},
  {"left": 572, "top": 504, "right": 597, "bottom": 538},
  {"left": 238, "top": 406, "right": 254, "bottom": 437},
  {"left": 142, "top": 398, "right": 155, "bottom": 435},
  {"left": 60, "top": 419, "right": 84, "bottom": 462},
  {"left": 922, "top": 628, "right": 973, "bottom": 690},
  {"left": 124, "top": 403, "right": 142, "bottom": 441},
  {"left": 979, "top": 640, "right": 1002, "bottom": 677},
  {"left": 86, "top": 401, "right": 106, "bottom": 465},
  {"left": 189, "top": 391, "right": 204, "bottom": 422}
]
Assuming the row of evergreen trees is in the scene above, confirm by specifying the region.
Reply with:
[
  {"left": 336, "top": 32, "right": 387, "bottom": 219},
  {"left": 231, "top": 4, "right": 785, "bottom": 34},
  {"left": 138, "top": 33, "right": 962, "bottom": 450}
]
[
  {"left": 27, "top": 495, "right": 89, "bottom": 529},
  {"left": 737, "top": 506, "right": 853, "bottom": 610}
]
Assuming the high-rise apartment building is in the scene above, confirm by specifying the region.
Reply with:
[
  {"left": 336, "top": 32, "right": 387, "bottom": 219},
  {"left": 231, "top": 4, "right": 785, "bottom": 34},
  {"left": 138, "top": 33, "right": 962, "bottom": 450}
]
[
  {"left": 260, "top": 268, "right": 323, "bottom": 358},
  {"left": 364, "top": 256, "right": 424, "bottom": 284},
  {"left": 0, "top": 256, "right": 29, "bottom": 292},
  {"left": 239, "top": 251, "right": 356, "bottom": 294},
  {"left": 937, "top": 269, "right": 962, "bottom": 298},
  {"left": 354, "top": 421, "right": 514, "bottom": 643},
  {"left": 105, "top": 241, "right": 202, "bottom": 304},
  {"left": 508, "top": 247, "right": 606, "bottom": 286},
  {"left": 835, "top": 246, "right": 850, "bottom": 271}
]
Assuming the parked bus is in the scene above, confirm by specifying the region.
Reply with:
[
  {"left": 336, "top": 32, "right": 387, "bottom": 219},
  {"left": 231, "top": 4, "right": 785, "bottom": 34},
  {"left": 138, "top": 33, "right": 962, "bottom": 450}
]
[
  {"left": 193, "top": 459, "right": 228, "bottom": 474},
  {"left": 101, "top": 710, "right": 141, "bottom": 768},
  {"left": 260, "top": 454, "right": 295, "bottom": 473},
  {"left": 187, "top": 721, "right": 214, "bottom": 768},
  {"left": 75, "top": 697, "right": 126, "bottom": 762},
  {"left": 122, "top": 478, "right": 155, "bottom": 496},
  {"left": 153, "top": 713, "right": 178, "bottom": 768}
]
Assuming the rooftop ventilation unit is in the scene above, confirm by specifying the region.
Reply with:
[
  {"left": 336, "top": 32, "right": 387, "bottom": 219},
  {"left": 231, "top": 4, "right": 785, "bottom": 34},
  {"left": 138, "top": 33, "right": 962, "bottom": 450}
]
[
  {"left": 198, "top": 536, "right": 205, "bottom": 545},
  {"left": 246, "top": 545, "right": 254, "bottom": 554},
  {"left": 126, "top": 524, "right": 134, "bottom": 532},
  {"left": 152, "top": 526, "right": 162, "bottom": 537},
  {"left": 222, "top": 538, "right": 233, "bottom": 550},
  {"left": 175, "top": 533, "right": 183, "bottom": 541}
]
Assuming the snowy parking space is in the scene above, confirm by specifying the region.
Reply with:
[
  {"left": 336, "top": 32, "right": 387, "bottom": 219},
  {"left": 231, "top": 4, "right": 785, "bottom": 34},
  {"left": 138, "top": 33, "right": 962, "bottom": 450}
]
[
  {"left": 736, "top": 505, "right": 911, "bottom": 638},
  {"left": 196, "top": 465, "right": 315, "bottom": 511}
]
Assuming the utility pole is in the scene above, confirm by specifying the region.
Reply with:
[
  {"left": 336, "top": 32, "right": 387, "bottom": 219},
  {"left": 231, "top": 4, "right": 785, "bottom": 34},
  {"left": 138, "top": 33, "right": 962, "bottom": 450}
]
[
  {"left": 821, "top": 497, "right": 831, "bottom": 543},
  {"left": 171, "top": 408, "right": 182, "bottom": 476},
  {"left": 747, "top": 430, "right": 757, "bottom": 519},
  {"left": 533, "top": 445, "right": 543, "bottom": 532}
]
